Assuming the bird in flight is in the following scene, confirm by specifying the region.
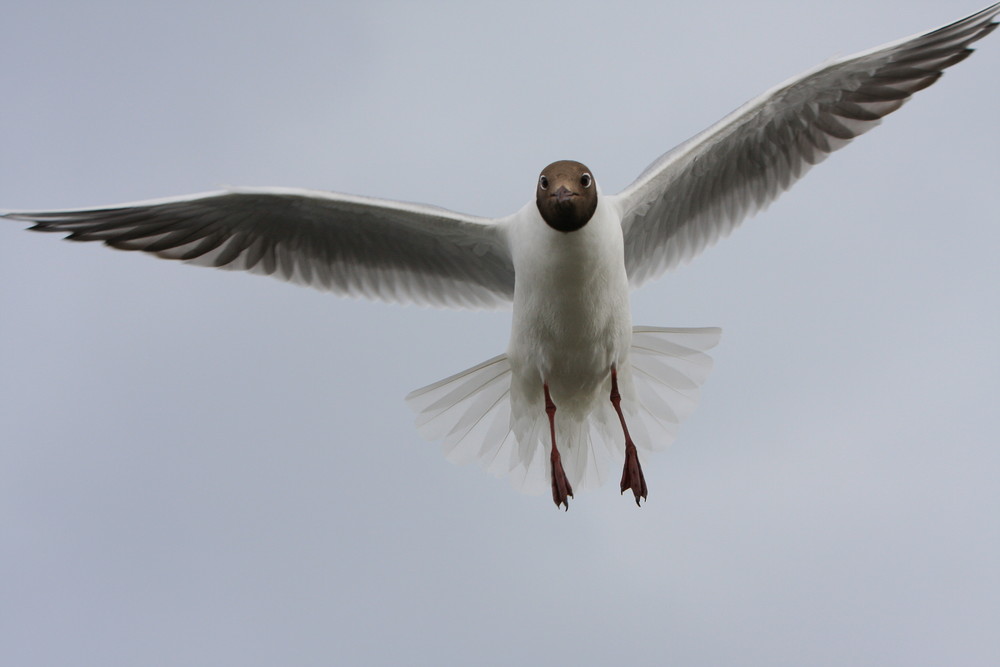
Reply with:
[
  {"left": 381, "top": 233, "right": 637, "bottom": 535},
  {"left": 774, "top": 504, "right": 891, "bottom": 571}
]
[{"left": 5, "top": 4, "right": 998, "bottom": 509}]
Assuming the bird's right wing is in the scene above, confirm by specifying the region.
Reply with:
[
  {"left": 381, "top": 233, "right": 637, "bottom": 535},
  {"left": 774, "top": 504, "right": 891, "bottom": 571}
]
[{"left": 3, "top": 187, "right": 516, "bottom": 309}]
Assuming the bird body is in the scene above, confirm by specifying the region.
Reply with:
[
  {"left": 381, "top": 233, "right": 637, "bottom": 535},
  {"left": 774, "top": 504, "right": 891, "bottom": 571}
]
[
  {"left": 508, "top": 186, "right": 630, "bottom": 409},
  {"left": 4, "top": 3, "right": 998, "bottom": 508},
  {"left": 506, "top": 185, "right": 640, "bottom": 505}
]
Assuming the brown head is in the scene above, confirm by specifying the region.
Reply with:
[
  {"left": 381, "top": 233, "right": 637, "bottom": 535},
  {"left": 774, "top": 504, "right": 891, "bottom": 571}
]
[{"left": 535, "top": 160, "right": 598, "bottom": 232}]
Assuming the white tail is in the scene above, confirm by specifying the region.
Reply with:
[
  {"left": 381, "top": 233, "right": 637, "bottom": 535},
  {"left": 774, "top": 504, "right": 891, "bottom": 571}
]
[{"left": 405, "top": 326, "right": 721, "bottom": 495}]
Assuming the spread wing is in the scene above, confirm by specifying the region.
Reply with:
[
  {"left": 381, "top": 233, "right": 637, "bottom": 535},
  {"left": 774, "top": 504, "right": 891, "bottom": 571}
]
[
  {"left": 614, "top": 3, "right": 999, "bottom": 288},
  {"left": 3, "top": 187, "right": 515, "bottom": 309}
]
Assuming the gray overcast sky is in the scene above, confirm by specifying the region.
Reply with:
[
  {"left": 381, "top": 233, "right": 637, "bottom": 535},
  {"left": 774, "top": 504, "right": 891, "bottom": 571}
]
[{"left": 2, "top": 1, "right": 998, "bottom": 665}]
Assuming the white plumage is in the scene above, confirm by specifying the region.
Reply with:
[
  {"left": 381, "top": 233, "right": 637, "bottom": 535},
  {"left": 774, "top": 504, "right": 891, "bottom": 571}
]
[{"left": 406, "top": 326, "right": 721, "bottom": 495}]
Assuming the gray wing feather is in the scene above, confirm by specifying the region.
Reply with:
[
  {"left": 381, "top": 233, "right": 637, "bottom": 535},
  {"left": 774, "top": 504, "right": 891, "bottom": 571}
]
[
  {"left": 616, "top": 3, "right": 999, "bottom": 288},
  {"left": 4, "top": 187, "right": 515, "bottom": 309}
]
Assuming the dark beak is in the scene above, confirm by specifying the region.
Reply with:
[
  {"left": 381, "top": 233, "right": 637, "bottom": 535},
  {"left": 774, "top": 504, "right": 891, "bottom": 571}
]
[{"left": 552, "top": 186, "right": 576, "bottom": 204}]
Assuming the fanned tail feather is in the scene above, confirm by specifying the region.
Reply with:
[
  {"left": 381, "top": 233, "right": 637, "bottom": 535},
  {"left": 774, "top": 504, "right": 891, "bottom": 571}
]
[
  {"left": 629, "top": 326, "right": 721, "bottom": 451},
  {"left": 405, "top": 326, "right": 722, "bottom": 495}
]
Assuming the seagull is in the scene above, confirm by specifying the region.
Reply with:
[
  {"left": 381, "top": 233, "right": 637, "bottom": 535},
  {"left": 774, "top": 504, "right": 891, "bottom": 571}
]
[{"left": 4, "top": 4, "right": 998, "bottom": 509}]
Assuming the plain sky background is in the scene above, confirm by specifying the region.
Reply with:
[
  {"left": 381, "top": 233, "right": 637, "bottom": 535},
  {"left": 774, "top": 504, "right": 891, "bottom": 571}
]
[{"left": 2, "top": 1, "right": 998, "bottom": 665}]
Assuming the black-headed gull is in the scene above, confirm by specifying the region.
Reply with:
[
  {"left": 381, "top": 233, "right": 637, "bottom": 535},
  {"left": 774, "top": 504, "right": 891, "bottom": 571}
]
[{"left": 4, "top": 4, "right": 998, "bottom": 509}]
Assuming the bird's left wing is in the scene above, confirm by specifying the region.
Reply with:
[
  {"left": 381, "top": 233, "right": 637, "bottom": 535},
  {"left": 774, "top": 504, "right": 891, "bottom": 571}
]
[
  {"left": 614, "top": 3, "right": 999, "bottom": 288},
  {"left": 3, "top": 187, "right": 515, "bottom": 309}
]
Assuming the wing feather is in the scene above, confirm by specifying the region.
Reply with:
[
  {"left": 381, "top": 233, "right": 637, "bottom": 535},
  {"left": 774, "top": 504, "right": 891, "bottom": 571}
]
[
  {"left": 615, "top": 3, "right": 999, "bottom": 287},
  {"left": 4, "top": 187, "right": 515, "bottom": 309}
]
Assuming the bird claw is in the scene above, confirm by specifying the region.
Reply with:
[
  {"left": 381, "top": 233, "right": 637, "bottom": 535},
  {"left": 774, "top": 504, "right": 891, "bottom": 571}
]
[
  {"left": 620, "top": 442, "right": 647, "bottom": 506},
  {"left": 550, "top": 450, "right": 574, "bottom": 511}
]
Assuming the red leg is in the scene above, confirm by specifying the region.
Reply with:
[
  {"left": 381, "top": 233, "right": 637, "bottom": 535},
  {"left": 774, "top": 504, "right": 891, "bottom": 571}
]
[
  {"left": 544, "top": 384, "right": 573, "bottom": 510},
  {"left": 611, "top": 368, "right": 647, "bottom": 506}
]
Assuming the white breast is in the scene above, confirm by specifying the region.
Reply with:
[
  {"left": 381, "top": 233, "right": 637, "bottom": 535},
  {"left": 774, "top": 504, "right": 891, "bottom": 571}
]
[{"left": 505, "top": 193, "right": 631, "bottom": 412}]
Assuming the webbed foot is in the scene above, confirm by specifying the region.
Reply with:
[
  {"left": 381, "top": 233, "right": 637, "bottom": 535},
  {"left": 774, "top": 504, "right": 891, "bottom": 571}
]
[{"left": 619, "top": 441, "right": 647, "bottom": 506}]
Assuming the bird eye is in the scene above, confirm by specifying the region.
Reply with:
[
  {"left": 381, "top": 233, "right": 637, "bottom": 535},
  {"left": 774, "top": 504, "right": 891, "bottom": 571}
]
[
  {"left": 539, "top": 175, "right": 549, "bottom": 190},
  {"left": 581, "top": 173, "right": 593, "bottom": 188}
]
